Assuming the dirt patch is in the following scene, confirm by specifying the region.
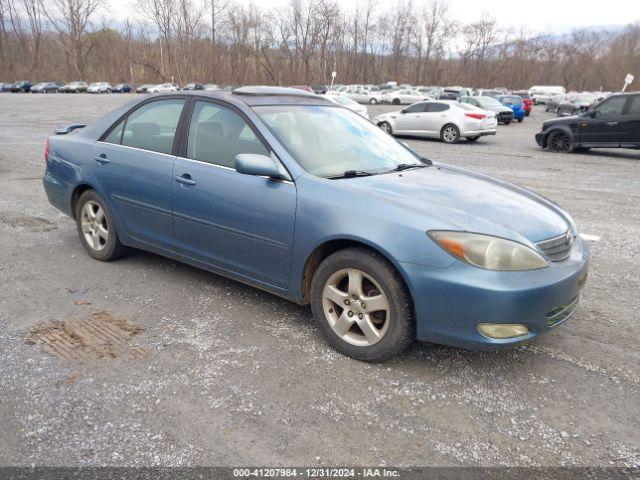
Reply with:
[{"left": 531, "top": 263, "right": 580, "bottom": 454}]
[
  {"left": 27, "top": 311, "right": 146, "bottom": 361},
  {"left": 0, "top": 210, "right": 56, "bottom": 232}
]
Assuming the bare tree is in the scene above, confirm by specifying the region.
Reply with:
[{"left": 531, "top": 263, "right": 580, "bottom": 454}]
[{"left": 41, "top": 0, "right": 102, "bottom": 77}]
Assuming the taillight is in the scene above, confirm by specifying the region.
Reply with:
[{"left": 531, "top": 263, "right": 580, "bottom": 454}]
[
  {"left": 465, "top": 113, "right": 486, "bottom": 120},
  {"left": 44, "top": 138, "right": 50, "bottom": 162}
]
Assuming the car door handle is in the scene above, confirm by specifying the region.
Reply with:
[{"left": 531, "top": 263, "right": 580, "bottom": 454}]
[
  {"left": 94, "top": 154, "right": 109, "bottom": 164},
  {"left": 606, "top": 121, "right": 618, "bottom": 126},
  {"left": 174, "top": 174, "right": 196, "bottom": 186}
]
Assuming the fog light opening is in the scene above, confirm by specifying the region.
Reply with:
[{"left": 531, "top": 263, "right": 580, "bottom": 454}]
[{"left": 477, "top": 323, "right": 530, "bottom": 339}]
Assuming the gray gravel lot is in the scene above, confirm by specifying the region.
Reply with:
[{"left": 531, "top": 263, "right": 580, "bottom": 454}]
[{"left": 0, "top": 93, "right": 639, "bottom": 468}]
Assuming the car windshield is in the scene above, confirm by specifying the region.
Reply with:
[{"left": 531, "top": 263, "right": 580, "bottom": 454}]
[
  {"left": 255, "top": 105, "right": 422, "bottom": 178},
  {"left": 476, "top": 97, "right": 504, "bottom": 108},
  {"left": 332, "top": 96, "right": 358, "bottom": 106}
]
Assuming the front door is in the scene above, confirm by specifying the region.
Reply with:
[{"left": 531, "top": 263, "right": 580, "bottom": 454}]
[
  {"left": 171, "top": 100, "right": 296, "bottom": 289},
  {"left": 393, "top": 103, "right": 428, "bottom": 133},
  {"left": 579, "top": 95, "right": 627, "bottom": 146},
  {"left": 620, "top": 94, "right": 640, "bottom": 148},
  {"left": 91, "top": 98, "right": 186, "bottom": 250}
]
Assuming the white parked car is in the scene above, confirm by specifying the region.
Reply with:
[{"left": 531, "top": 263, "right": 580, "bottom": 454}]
[
  {"left": 529, "top": 85, "right": 566, "bottom": 104},
  {"left": 87, "top": 82, "right": 111, "bottom": 93},
  {"left": 149, "top": 83, "right": 179, "bottom": 93},
  {"left": 325, "top": 94, "right": 369, "bottom": 118},
  {"left": 345, "top": 86, "right": 383, "bottom": 105},
  {"left": 372, "top": 100, "right": 497, "bottom": 144},
  {"left": 203, "top": 83, "right": 219, "bottom": 91},
  {"left": 381, "top": 88, "right": 431, "bottom": 105}
]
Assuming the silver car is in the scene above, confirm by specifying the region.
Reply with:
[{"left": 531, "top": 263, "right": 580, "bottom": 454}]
[
  {"left": 344, "top": 86, "right": 382, "bottom": 105},
  {"left": 325, "top": 94, "right": 369, "bottom": 118},
  {"left": 382, "top": 88, "right": 431, "bottom": 105},
  {"left": 373, "top": 101, "right": 497, "bottom": 144}
]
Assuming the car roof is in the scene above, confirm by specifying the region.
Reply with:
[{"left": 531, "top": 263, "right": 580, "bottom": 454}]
[{"left": 160, "top": 86, "right": 334, "bottom": 107}]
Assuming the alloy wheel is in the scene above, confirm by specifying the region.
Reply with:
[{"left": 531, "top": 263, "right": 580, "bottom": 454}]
[
  {"left": 442, "top": 126, "right": 458, "bottom": 143},
  {"left": 322, "top": 268, "right": 390, "bottom": 347},
  {"left": 549, "top": 131, "right": 571, "bottom": 152},
  {"left": 80, "top": 201, "right": 109, "bottom": 251}
]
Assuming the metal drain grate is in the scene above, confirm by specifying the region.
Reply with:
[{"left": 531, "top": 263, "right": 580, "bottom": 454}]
[{"left": 27, "top": 311, "right": 146, "bottom": 360}]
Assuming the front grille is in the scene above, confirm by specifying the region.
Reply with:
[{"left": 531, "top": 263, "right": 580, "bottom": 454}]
[
  {"left": 546, "top": 296, "right": 580, "bottom": 326},
  {"left": 498, "top": 112, "right": 513, "bottom": 122},
  {"left": 536, "top": 231, "right": 574, "bottom": 262}
]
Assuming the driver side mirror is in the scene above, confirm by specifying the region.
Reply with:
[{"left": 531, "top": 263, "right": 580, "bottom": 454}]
[
  {"left": 588, "top": 110, "right": 600, "bottom": 118},
  {"left": 400, "top": 108, "right": 407, "bottom": 114},
  {"left": 235, "top": 154, "right": 288, "bottom": 180}
]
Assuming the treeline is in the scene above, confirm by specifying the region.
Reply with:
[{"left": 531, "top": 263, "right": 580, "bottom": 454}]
[{"left": 1, "top": 0, "right": 638, "bottom": 90}]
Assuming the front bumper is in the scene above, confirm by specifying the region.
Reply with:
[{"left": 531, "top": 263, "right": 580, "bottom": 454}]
[
  {"left": 401, "top": 236, "right": 589, "bottom": 349},
  {"left": 535, "top": 131, "right": 546, "bottom": 147}
]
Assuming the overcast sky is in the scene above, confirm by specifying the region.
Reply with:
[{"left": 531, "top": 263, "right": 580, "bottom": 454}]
[{"left": 110, "top": 0, "right": 639, "bottom": 34}]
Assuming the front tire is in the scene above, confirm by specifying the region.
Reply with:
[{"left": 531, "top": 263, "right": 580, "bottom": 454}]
[
  {"left": 369, "top": 98, "right": 378, "bottom": 105},
  {"left": 310, "top": 247, "right": 414, "bottom": 362},
  {"left": 440, "top": 124, "right": 460, "bottom": 144},
  {"left": 392, "top": 98, "right": 401, "bottom": 105},
  {"left": 75, "top": 190, "right": 126, "bottom": 261},
  {"left": 379, "top": 121, "right": 393, "bottom": 135},
  {"left": 547, "top": 130, "right": 574, "bottom": 153}
]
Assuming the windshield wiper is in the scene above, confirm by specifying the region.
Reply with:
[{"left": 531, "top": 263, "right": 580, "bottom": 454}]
[
  {"left": 392, "top": 159, "right": 433, "bottom": 172},
  {"left": 326, "top": 170, "right": 375, "bottom": 179}
]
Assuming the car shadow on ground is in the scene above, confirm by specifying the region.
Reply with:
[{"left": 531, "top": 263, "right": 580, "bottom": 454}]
[
  {"left": 121, "top": 248, "right": 532, "bottom": 371},
  {"left": 580, "top": 150, "right": 640, "bottom": 161}
]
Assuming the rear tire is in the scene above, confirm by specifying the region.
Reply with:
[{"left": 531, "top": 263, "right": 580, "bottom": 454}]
[
  {"left": 310, "top": 247, "right": 414, "bottom": 362},
  {"left": 517, "top": 118, "right": 523, "bottom": 123},
  {"left": 392, "top": 98, "right": 401, "bottom": 105},
  {"left": 75, "top": 190, "right": 126, "bottom": 261},
  {"left": 369, "top": 98, "right": 378, "bottom": 105},
  {"left": 440, "top": 124, "right": 460, "bottom": 144}
]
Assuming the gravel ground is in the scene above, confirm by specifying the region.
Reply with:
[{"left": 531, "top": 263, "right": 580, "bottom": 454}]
[{"left": 0, "top": 93, "right": 638, "bottom": 468}]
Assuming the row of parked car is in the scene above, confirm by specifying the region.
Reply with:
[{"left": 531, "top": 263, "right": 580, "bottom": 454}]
[{"left": 0, "top": 80, "right": 226, "bottom": 94}]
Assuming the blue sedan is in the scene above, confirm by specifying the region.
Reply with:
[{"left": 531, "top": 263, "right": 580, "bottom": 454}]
[
  {"left": 498, "top": 95, "right": 526, "bottom": 122},
  {"left": 43, "top": 87, "right": 588, "bottom": 361}
]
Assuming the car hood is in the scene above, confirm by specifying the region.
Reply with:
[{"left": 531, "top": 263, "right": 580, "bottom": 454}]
[
  {"left": 542, "top": 115, "right": 579, "bottom": 127},
  {"left": 484, "top": 105, "right": 513, "bottom": 113},
  {"left": 343, "top": 165, "right": 571, "bottom": 243}
]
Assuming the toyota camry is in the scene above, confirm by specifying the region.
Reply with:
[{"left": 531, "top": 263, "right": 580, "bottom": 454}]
[{"left": 43, "top": 86, "right": 589, "bottom": 361}]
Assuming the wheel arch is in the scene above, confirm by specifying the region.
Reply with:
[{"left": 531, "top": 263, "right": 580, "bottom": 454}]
[
  {"left": 299, "top": 237, "right": 415, "bottom": 311},
  {"left": 543, "top": 125, "right": 575, "bottom": 148},
  {"left": 70, "top": 183, "right": 97, "bottom": 219}
]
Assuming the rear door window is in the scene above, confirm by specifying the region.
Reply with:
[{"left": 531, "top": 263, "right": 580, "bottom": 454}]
[
  {"left": 425, "top": 103, "right": 450, "bottom": 113},
  {"left": 121, "top": 99, "right": 185, "bottom": 155}
]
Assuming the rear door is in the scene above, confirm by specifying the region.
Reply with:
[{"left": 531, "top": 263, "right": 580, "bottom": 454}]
[
  {"left": 171, "top": 99, "right": 296, "bottom": 288},
  {"left": 419, "top": 102, "right": 451, "bottom": 135},
  {"left": 620, "top": 94, "right": 640, "bottom": 148},
  {"left": 578, "top": 95, "right": 628, "bottom": 146},
  {"left": 92, "top": 98, "right": 186, "bottom": 250}
]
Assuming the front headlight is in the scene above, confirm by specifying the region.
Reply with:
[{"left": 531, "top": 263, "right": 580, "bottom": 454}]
[{"left": 428, "top": 231, "right": 548, "bottom": 271}]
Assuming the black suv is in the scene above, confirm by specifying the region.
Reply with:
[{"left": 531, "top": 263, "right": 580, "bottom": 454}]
[{"left": 535, "top": 92, "right": 640, "bottom": 153}]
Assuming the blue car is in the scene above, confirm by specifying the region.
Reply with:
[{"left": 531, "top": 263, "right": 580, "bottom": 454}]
[
  {"left": 497, "top": 95, "right": 526, "bottom": 122},
  {"left": 43, "top": 87, "right": 589, "bottom": 361}
]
